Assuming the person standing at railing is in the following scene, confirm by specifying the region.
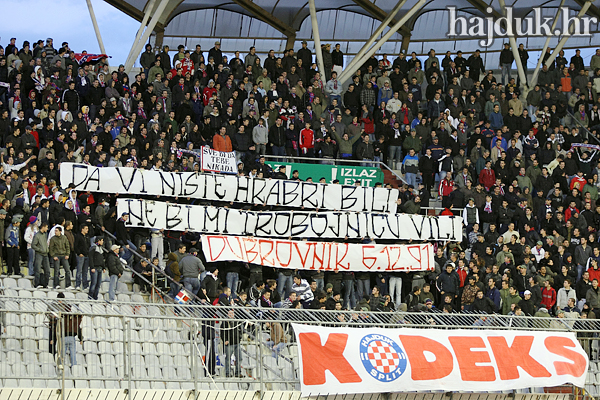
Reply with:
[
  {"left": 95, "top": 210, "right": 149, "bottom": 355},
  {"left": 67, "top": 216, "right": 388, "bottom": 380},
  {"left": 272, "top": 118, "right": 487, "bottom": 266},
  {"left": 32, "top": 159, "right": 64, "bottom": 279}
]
[
  {"left": 180, "top": 247, "right": 205, "bottom": 295},
  {"left": 221, "top": 309, "right": 242, "bottom": 377},
  {"left": 32, "top": 223, "right": 50, "bottom": 288},
  {"left": 49, "top": 226, "right": 72, "bottom": 289},
  {"left": 106, "top": 244, "right": 124, "bottom": 301}
]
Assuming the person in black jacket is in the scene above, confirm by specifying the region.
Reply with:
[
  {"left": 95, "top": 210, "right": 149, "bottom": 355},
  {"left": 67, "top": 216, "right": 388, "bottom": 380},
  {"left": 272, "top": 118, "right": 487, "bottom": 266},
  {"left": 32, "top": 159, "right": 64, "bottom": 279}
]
[
  {"left": 437, "top": 263, "right": 460, "bottom": 306},
  {"left": 472, "top": 290, "right": 496, "bottom": 313},
  {"left": 106, "top": 244, "right": 124, "bottom": 301},
  {"left": 221, "top": 309, "right": 243, "bottom": 377},
  {"left": 200, "top": 266, "right": 220, "bottom": 303},
  {"left": 518, "top": 290, "right": 536, "bottom": 316},
  {"left": 88, "top": 236, "right": 105, "bottom": 300},
  {"left": 269, "top": 118, "right": 286, "bottom": 157},
  {"left": 74, "top": 224, "right": 90, "bottom": 290}
]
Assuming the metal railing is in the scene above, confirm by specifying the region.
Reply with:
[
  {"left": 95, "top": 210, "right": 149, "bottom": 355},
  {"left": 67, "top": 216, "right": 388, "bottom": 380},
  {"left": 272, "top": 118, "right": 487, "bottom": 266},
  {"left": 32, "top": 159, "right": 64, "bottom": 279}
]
[
  {"left": 0, "top": 296, "right": 599, "bottom": 398},
  {"left": 262, "top": 154, "right": 408, "bottom": 185},
  {"left": 566, "top": 109, "right": 600, "bottom": 146}
]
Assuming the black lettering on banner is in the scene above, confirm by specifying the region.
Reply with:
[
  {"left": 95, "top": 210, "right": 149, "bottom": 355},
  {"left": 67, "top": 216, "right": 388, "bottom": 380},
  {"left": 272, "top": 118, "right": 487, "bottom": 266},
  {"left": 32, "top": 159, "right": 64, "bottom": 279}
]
[
  {"left": 174, "top": 172, "right": 184, "bottom": 196},
  {"left": 370, "top": 188, "right": 389, "bottom": 213},
  {"left": 371, "top": 214, "right": 386, "bottom": 239},
  {"left": 235, "top": 176, "right": 250, "bottom": 202},
  {"left": 362, "top": 186, "right": 368, "bottom": 212},
  {"left": 448, "top": 216, "right": 457, "bottom": 241},
  {"left": 290, "top": 213, "right": 309, "bottom": 236},
  {"left": 273, "top": 212, "right": 291, "bottom": 237},
  {"left": 71, "top": 164, "right": 90, "bottom": 188},
  {"left": 222, "top": 208, "right": 230, "bottom": 234},
  {"left": 282, "top": 181, "right": 300, "bottom": 205},
  {"left": 320, "top": 184, "right": 326, "bottom": 209},
  {"left": 328, "top": 213, "right": 342, "bottom": 237},
  {"left": 183, "top": 174, "right": 199, "bottom": 196},
  {"left": 115, "top": 168, "right": 139, "bottom": 192},
  {"left": 143, "top": 200, "right": 157, "bottom": 227},
  {"left": 252, "top": 179, "right": 267, "bottom": 204},
  {"left": 309, "top": 214, "right": 328, "bottom": 237},
  {"left": 166, "top": 204, "right": 183, "bottom": 229},
  {"left": 203, "top": 207, "right": 221, "bottom": 233},
  {"left": 185, "top": 205, "right": 193, "bottom": 230},
  {"left": 255, "top": 213, "right": 273, "bottom": 236},
  {"left": 266, "top": 180, "right": 280, "bottom": 204},
  {"left": 301, "top": 183, "right": 319, "bottom": 208},
  {"left": 159, "top": 171, "right": 176, "bottom": 195},
  {"left": 213, "top": 175, "right": 226, "bottom": 199},
  {"left": 125, "top": 199, "right": 144, "bottom": 227},
  {"left": 241, "top": 211, "right": 252, "bottom": 236},
  {"left": 384, "top": 214, "right": 400, "bottom": 239},
  {"left": 428, "top": 217, "right": 437, "bottom": 240},
  {"left": 341, "top": 186, "right": 358, "bottom": 210},
  {"left": 409, "top": 215, "right": 426, "bottom": 239},
  {"left": 84, "top": 167, "right": 100, "bottom": 191},
  {"left": 201, "top": 174, "right": 208, "bottom": 198},
  {"left": 346, "top": 212, "right": 360, "bottom": 237}
]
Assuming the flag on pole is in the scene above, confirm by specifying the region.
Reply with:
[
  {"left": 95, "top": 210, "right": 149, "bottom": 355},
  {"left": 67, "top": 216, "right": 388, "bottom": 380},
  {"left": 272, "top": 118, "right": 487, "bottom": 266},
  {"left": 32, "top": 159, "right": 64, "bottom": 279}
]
[{"left": 72, "top": 53, "right": 110, "bottom": 65}]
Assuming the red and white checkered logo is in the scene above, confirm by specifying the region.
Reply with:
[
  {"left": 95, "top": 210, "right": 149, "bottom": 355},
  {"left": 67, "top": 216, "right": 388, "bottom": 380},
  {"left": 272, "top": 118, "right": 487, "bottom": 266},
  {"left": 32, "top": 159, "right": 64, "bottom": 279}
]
[{"left": 366, "top": 340, "right": 401, "bottom": 373}]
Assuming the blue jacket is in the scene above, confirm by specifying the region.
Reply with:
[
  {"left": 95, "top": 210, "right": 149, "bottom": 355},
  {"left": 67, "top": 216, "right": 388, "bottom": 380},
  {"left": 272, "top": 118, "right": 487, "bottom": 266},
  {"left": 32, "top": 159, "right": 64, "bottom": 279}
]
[
  {"left": 6, "top": 224, "right": 19, "bottom": 247},
  {"left": 486, "top": 287, "right": 501, "bottom": 312},
  {"left": 489, "top": 111, "right": 504, "bottom": 130}
]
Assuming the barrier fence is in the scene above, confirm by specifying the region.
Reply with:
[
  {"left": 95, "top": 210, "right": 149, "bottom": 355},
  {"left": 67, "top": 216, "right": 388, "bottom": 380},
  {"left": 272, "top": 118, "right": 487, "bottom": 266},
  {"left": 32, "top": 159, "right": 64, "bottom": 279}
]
[{"left": 0, "top": 296, "right": 599, "bottom": 399}]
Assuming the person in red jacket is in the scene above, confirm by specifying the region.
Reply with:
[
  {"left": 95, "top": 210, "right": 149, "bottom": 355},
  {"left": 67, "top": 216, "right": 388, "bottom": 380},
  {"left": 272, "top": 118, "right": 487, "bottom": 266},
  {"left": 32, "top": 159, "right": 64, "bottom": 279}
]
[
  {"left": 564, "top": 201, "right": 579, "bottom": 221},
  {"left": 203, "top": 80, "right": 217, "bottom": 106},
  {"left": 478, "top": 160, "right": 496, "bottom": 191},
  {"left": 570, "top": 171, "right": 587, "bottom": 191},
  {"left": 299, "top": 122, "right": 315, "bottom": 157},
  {"left": 438, "top": 171, "right": 454, "bottom": 207},
  {"left": 540, "top": 279, "right": 557, "bottom": 313}
]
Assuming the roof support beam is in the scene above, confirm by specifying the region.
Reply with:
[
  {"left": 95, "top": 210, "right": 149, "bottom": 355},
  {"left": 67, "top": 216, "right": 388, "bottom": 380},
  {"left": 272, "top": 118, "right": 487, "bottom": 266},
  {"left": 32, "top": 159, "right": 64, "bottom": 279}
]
[
  {"left": 530, "top": 0, "right": 566, "bottom": 86},
  {"left": 86, "top": 0, "right": 106, "bottom": 55},
  {"left": 230, "top": 0, "right": 296, "bottom": 38},
  {"left": 351, "top": 0, "right": 411, "bottom": 37},
  {"left": 497, "top": 0, "right": 527, "bottom": 89},
  {"left": 573, "top": 0, "right": 600, "bottom": 20},
  {"left": 124, "top": 0, "right": 172, "bottom": 73},
  {"left": 308, "top": 0, "right": 326, "bottom": 84},
  {"left": 341, "top": 0, "right": 408, "bottom": 80},
  {"left": 543, "top": 1, "right": 594, "bottom": 70},
  {"left": 124, "top": 0, "right": 157, "bottom": 70},
  {"left": 339, "top": 0, "right": 429, "bottom": 84}
]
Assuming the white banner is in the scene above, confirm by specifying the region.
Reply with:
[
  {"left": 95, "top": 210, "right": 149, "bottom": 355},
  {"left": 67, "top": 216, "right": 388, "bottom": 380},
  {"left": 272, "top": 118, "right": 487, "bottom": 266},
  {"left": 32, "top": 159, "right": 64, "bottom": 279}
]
[
  {"left": 201, "top": 147, "right": 237, "bottom": 174},
  {"left": 60, "top": 163, "right": 398, "bottom": 213},
  {"left": 119, "top": 198, "right": 462, "bottom": 241},
  {"left": 292, "top": 324, "right": 588, "bottom": 396},
  {"left": 201, "top": 235, "right": 434, "bottom": 271}
]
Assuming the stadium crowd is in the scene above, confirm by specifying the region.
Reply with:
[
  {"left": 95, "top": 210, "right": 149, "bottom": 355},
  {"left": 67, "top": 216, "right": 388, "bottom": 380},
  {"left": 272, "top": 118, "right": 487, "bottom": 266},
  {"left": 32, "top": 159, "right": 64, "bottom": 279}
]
[{"left": 0, "top": 36, "right": 600, "bottom": 324}]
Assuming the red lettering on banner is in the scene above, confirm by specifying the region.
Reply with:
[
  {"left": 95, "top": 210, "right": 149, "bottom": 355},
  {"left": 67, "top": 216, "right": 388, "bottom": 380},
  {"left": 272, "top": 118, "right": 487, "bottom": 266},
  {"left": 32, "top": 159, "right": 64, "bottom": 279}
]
[
  {"left": 335, "top": 243, "right": 350, "bottom": 270},
  {"left": 205, "top": 236, "right": 226, "bottom": 261},
  {"left": 226, "top": 237, "right": 247, "bottom": 261},
  {"left": 545, "top": 336, "right": 587, "bottom": 377},
  {"left": 312, "top": 243, "right": 326, "bottom": 270},
  {"left": 294, "top": 242, "right": 312, "bottom": 269},
  {"left": 299, "top": 333, "right": 361, "bottom": 385},
  {"left": 258, "top": 239, "right": 275, "bottom": 266},
  {"left": 407, "top": 245, "right": 424, "bottom": 271},
  {"left": 362, "top": 245, "right": 376, "bottom": 269},
  {"left": 488, "top": 336, "right": 551, "bottom": 380},
  {"left": 399, "top": 336, "right": 453, "bottom": 380},
  {"left": 275, "top": 241, "right": 293, "bottom": 268},
  {"left": 243, "top": 237, "right": 259, "bottom": 263},
  {"left": 382, "top": 246, "right": 403, "bottom": 271},
  {"left": 449, "top": 337, "right": 495, "bottom": 381}
]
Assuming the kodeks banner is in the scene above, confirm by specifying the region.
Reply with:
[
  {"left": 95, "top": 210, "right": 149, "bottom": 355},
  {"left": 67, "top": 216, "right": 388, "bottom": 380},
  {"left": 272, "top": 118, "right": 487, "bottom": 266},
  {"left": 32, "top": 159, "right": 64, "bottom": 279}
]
[
  {"left": 201, "top": 235, "right": 434, "bottom": 271},
  {"left": 292, "top": 324, "right": 588, "bottom": 395}
]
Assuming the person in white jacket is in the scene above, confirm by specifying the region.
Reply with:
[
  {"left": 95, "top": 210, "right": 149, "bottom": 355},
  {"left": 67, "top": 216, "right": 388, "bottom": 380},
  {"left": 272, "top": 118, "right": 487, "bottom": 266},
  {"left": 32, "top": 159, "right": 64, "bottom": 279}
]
[
  {"left": 24, "top": 216, "right": 40, "bottom": 276},
  {"left": 386, "top": 92, "right": 402, "bottom": 114},
  {"left": 556, "top": 279, "right": 577, "bottom": 310}
]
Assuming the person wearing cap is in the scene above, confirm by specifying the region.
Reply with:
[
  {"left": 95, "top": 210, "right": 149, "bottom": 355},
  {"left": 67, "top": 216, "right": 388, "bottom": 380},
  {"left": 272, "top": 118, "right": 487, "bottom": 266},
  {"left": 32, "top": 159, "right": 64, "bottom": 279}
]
[
  {"left": 49, "top": 226, "right": 72, "bottom": 289},
  {"left": 208, "top": 41, "right": 223, "bottom": 65},
  {"left": 88, "top": 235, "right": 106, "bottom": 300},
  {"left": 179, "top": 247, "right": 205, "bottom": 295},
  {"left": 518, "top": 289, "right": 535, "bottom": 316},
  {"left": 106, "top": 244, "right": 124, "bottom": 301},
  {"left": 24, "top": 215, "right": 39, "bottom": 277}
]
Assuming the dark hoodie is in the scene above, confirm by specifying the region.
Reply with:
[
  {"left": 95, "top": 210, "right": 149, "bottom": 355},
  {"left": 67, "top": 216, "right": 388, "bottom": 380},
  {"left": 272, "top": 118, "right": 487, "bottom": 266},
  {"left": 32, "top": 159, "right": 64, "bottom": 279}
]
[{"left": 165, "top": 252, "right": 180, "bottom": 282}]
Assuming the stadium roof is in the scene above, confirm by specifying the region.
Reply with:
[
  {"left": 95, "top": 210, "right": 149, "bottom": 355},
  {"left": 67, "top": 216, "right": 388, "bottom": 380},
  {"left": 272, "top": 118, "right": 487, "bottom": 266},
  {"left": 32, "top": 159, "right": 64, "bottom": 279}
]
[{"left": 106, "top": 0, "right": 600, "bottom": 69}]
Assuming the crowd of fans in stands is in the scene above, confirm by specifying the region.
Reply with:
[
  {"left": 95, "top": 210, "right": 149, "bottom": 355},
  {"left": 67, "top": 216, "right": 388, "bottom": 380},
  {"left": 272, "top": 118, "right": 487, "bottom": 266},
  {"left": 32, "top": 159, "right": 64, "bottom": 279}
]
[{"left": 1, "top": 35, "right": 600, "bottom": 322}]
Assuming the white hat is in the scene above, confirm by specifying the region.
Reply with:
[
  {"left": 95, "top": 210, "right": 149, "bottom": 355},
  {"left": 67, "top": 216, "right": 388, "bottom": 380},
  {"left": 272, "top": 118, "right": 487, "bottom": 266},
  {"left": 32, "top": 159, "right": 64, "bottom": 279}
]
[
  {"left": 110, "top": 244, "right": 121, "bottom": 251},
  {"left": 524, "top": 290, "right": 532, "bottom": 296}
]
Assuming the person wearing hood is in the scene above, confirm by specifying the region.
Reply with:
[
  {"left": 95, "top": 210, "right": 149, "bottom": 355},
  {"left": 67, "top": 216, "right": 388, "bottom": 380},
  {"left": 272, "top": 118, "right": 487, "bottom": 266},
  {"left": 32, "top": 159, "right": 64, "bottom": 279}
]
[{"left": 165, "top": 251, "right": 181, "bottom": 297}]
